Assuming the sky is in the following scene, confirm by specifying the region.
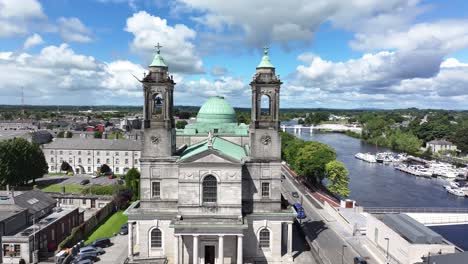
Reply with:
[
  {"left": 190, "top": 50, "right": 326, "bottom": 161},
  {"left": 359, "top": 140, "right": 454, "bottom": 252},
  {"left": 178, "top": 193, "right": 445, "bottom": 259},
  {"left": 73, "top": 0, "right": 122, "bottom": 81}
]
[{"left": 0, "top": 0, "right": 468, "bottom": 109}]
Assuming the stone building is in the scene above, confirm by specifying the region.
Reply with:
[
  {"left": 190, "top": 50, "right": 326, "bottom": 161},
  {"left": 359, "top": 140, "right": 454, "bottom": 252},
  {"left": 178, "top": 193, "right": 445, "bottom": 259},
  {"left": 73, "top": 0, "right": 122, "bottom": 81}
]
[
  {"left": 126, "top": 47, "right": 295, "bottom": 264},
  {"left": 426, "top": 139, "right": 458, "bottom": 153},
  {"left": 42, "top": 138, "right": 141, "bottom": 175}
]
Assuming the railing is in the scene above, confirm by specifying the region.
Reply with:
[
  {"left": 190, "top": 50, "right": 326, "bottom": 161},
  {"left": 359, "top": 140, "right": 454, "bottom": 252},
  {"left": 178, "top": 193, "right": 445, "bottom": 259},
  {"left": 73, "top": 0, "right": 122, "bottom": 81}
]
[{"left": 363, "top": 207, "right": 468, "bottom": 214}]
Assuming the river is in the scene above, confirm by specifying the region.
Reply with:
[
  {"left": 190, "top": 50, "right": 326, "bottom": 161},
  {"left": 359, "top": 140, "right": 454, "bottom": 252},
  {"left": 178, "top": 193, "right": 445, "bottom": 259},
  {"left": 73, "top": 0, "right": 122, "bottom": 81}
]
[{"left": 288, "top": 128, "right": 468, "bottom": 250}]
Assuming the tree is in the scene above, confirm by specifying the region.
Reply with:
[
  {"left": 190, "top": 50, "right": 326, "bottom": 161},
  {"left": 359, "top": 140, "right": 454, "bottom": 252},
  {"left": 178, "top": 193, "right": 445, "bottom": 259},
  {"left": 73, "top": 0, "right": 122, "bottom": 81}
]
[
  {"left": 66, "top": 131, "right": 73, "bottom": 138},
  {"left": 100, "top": 164, "right": 111, "bottom": 174},
  {"left": 57, "top": 131, "right": 65, "bottom": 138},
  {"left": 94, "top": 131, "right": 103, "bottom": 138},
  {"left": 325, "top": 160, "right": 350, "bottom": 197},
  {"left": 125, "top": 168, "right": 140, "bottom": 200},
  {"left": 452, "top": 125, "right": 468, "bottom": 154},
  {"left": 0, "top": 138, "right": 48, "bottom": 186},
  {"left": 176, "top": 120, "right": 188, "bottom": 129},
  {"left": 60, "top": 161, "right": 73, "bottom": 172},
  {"left": 293, "top": 141, "right": 336, "bottom": 182}
]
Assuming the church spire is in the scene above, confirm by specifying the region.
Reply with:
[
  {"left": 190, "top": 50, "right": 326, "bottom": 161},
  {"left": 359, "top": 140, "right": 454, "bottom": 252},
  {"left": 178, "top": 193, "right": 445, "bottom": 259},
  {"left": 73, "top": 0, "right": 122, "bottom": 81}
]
[
  {"left": 256, "top": 46, "right": 274, "bottom": 68},
  {"left": 149, "top": 43, "right": 168, "bottom": 68}
]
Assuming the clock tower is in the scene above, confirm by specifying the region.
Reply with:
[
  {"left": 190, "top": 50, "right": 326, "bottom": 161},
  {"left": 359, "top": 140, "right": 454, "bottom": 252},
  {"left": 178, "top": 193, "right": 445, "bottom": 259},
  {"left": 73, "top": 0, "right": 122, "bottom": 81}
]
[
  {"left": 141, "top": 44, "right": 176, "bottom": 158},
  {"left": 249, "top": 47, "right": 282, "bottom": 160}
]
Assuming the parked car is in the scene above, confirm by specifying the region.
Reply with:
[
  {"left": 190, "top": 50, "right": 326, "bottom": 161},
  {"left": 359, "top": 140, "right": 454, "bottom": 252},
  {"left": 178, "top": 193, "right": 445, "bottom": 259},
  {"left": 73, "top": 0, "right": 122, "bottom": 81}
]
[
  {"left": 74, "top": 252, "right": 98, "bottom": 262},
  {"left": 119, "top": 223, "right": 128, "bottom": 235},
  {"left": 293, "top": 202, "right": 307, "bottom": 219},
  {"left": 71, "top": 259, "right": 93, "bottom": 264},
  {"left": 292, "top": 192, "right": 299, "bottom": 198},
  {"left": 79, "top": 246, "right": 105, "bottom": 255},
  {"left": 354, "top": 256, "right": 368, "bottom": 264},
  {"left": 80, "top": 179, "right": 90, "bottom": 185},
  {"left": 90, "top": 238, "right": 112, "bottom": 248}
]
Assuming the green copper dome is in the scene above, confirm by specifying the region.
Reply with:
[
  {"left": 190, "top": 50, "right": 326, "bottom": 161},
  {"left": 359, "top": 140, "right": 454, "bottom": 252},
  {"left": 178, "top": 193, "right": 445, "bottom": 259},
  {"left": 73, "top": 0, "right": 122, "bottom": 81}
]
[
  {"left": 257, "top": 47, "right": 274, "bottom": 68},
  {"left": 149, "top": 45, "right": 168, "bottom": 67},
  {"left": 196, "top": 96, "right": 237, "bottom": 123}
]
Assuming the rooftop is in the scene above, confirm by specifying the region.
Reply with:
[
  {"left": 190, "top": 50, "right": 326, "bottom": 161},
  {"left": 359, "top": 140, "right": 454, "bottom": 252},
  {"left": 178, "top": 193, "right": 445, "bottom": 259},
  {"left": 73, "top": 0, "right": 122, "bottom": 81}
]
[
  {"left": 179, "top": 136, "right": 247, "bottom": 162},
  {"left": 43, "top": 138, "right": 142, "bottom": 151},
  {"left": 382, "top": 214, "right": 443, "bottom": 244},
  {"left": 427, "top": 139, "right": 454, "bottom": 146}
]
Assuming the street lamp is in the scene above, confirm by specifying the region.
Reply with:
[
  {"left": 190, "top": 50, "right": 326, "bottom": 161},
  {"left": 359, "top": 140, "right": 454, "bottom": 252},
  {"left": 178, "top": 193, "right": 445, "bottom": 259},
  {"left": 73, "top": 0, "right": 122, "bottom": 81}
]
[
  {"left": 342, "top": 244, "right": 347, "bottom": 264},
  {"left": 384, "top": 237, "right": 390, "bottom": 263}
]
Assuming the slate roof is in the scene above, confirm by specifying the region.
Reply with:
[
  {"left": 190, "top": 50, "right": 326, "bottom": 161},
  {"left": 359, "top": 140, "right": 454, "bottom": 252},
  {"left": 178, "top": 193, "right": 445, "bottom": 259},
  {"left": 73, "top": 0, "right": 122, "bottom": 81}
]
[
  {"left": 420, "top": 251, "right": 468, "bottom": 264},
  {"left": 427, "top": 139, "right": 454, "bottom": 146},
  {"left": 13, "top": 190, "right": 56, "bottom": 216},
  {"left": 43, "top": 138, "right": 142, "bottom": 151},
  {"left": 382, "top": 214, "right": 443, "bottom": 244},
  {"left": 179, "top": 137, "right": 247, "bottom": 162}
]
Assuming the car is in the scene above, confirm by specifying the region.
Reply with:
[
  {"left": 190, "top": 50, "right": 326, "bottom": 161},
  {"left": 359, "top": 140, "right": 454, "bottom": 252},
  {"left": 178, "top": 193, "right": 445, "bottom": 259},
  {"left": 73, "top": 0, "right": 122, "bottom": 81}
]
[
  {"left": 74, "top": 252, "right": 98, "bottom": 263},
  {"left": 80, "top": 179, "right": 90, "bottom": 185},
  {"left": 71, "top": 259, "right": 93, "bottom": 264},
  {"left": 79, "top": 246, "right": 105, "bottom": 255},
  {"left": 354, "top": 256, "right": 368, "bottom": 264},
  {"left": 292, "top": 192, "right": 299, "bottom": 198},
  {"left": 293, "top": 202, "right": 307, "bottom": 219},
  {"left": 90, "top": 238, "right": 112, "bottom": 248},
  {"left": 119, "top": 223, "right": 128, "bottom": 235}
]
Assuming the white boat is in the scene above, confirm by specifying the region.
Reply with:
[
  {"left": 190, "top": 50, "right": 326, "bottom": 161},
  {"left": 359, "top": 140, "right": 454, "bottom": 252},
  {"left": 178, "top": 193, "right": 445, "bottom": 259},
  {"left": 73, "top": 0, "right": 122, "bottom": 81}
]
[
  {"left": 447, "top": 187, "right": 466, "bottom": 197},
  {"left": 355, "top": 153, "right": 377, "bottom": 163}
]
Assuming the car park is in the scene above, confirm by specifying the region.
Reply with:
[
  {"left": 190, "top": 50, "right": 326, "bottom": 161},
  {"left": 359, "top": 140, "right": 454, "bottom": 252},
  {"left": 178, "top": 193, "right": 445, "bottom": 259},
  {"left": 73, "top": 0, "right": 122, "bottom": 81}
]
[
  {"left": 74, "top": 252, "right": 98, "bottom": 262},
  {"left": 71, "top": 259, "right": 93, "bottom": 264},
  {"left": 90, "top": 238, "right": 112, "bottom": 248}
]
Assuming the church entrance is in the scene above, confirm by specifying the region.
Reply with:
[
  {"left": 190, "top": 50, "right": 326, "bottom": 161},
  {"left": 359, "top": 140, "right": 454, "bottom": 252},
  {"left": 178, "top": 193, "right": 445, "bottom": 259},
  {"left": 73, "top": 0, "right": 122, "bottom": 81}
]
[{"left": 204, "top": 245, "right": 215, "bottom": 264}]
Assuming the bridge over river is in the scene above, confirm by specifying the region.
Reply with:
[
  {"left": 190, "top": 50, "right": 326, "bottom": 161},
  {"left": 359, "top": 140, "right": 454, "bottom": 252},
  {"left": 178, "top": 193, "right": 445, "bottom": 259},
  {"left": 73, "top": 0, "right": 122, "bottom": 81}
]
[{"left": 281, "top": 123, "right": 362, "bottom": 134}]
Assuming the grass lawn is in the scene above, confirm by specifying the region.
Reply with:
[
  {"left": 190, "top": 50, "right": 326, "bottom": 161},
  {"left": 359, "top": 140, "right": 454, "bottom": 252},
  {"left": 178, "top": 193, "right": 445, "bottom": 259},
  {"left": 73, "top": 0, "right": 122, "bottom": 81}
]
[
  {"left": 85, "top": 211, "right": 127, "bottom": 245},
  {"left": 40, "top": 184, "right": 83, "bottom": 193}
]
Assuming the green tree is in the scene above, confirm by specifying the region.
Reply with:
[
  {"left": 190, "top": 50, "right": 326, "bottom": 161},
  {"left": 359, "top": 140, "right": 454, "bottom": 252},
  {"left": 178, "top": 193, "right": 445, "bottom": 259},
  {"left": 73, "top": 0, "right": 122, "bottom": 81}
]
[
  {"left": 0, "top": 138, "right": 48, "bottom": 186},
  {"left": 325, "top": 160, "right": 350, "bottom": 197},
  {"left": 94, "top": 131, "right": 103, "bottom": 138},
  {"left": 452, "top": 125, "right": 468, "bottom": 154},
  {"left": 125, "top": 168, "right": 140, "bottom": 200},
  {"left": 57, "top": 131, "right": 65, "bottom": 138},
  {"left": 176, "top": 120, "right": 188, "bottom": 129},
  {"left": 293, "top": 141, "right": 336, "bottom": 182}
]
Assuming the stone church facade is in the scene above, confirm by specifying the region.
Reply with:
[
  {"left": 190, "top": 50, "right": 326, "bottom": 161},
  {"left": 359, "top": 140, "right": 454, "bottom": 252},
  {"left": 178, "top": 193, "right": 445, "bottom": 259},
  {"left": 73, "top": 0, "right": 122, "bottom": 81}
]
[{"left": 127, "top": 47, "right": 295, "bottom": 264}]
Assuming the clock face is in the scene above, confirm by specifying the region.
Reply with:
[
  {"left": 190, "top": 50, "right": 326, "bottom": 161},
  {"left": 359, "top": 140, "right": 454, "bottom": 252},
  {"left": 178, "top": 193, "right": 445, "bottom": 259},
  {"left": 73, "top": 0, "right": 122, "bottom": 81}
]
[
  {"left": 261, "top": 135, "right": 271, "bottom": 145},
  {"left": 150, "top": 136, "right": 160, "bottom": 145}
]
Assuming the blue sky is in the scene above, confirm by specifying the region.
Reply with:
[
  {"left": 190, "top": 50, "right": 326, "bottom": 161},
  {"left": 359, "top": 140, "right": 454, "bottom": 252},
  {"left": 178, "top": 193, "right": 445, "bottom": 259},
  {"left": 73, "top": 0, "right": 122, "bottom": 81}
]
[{"left": 1, "top": 0, "right": 468, "bottom": 109}]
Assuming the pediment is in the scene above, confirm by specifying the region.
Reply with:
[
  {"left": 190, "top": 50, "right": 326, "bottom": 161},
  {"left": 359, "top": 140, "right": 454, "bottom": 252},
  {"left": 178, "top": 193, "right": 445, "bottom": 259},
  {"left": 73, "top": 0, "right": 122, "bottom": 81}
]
[{"left": 179, "top": 149, "right": 240, "bottom": 164}]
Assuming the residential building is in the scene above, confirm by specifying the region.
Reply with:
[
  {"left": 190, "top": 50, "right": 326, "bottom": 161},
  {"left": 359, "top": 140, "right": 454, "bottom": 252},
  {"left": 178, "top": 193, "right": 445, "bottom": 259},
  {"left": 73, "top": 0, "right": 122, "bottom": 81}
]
[
  {"left": 49, "top": 193, "right": 112, "bottom": 209},
  {"left": 0, "top": 120, "right": 39, "bottom": 131},
  {"left": 426, "top": 139, "right": 458, "bottom": 153},
  {"left": 126, "top": 48, "right": 295, "bottom": 264},
  {"left": 42, "top": 138, "right": 141, "bottom": 174}
]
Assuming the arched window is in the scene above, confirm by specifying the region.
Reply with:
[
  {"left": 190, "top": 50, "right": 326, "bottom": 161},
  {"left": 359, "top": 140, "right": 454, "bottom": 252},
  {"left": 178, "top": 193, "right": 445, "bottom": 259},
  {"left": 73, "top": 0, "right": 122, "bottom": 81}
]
[
  {"left": 202, "top": 175, "right": 217, "bottom": 203},
  {"left": 152, "top": 94, "right": 164, "bottom": 117},
  {"left": 150, "top": 228, "right": 162, "bottom": 248},
  {"left": 260, "top": 94, "right": 271, "bottom": 116},
  {"left": 259, "top": 228, "right": 270, "bottom": 248}
]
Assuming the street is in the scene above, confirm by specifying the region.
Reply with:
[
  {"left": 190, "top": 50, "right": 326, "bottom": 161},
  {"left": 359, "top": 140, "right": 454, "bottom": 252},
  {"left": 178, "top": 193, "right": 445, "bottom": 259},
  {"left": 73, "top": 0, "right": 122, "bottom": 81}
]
[{"left": 281, "top": 171, "right": 382, "bottom": 264}]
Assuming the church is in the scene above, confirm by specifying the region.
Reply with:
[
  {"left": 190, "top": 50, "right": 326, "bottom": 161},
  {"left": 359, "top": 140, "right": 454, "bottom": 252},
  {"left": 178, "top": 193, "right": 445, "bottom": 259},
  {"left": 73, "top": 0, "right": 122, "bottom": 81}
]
[{"left": 126, "top": 46, "right": 295, "bottom": 264}]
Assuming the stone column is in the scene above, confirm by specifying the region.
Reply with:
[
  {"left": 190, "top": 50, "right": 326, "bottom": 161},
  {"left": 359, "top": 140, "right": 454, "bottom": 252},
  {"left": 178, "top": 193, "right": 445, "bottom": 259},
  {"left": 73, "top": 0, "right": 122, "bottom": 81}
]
[
  {"left": 287, "top": 222, "right": 293, "bottom": 259},
  {"left": 136, "top": 221, "right": 140, "bottom": 245},
  {"left": 174, "top": 235, "right": 180, "bottom": 264},
  {"left": 236, "top": 235, "right": 243, "bottom": 264},
  {"left": 218, "top": 235, "right": 224, "bottom": 264},
  {"left": 128, "top": 221, "right": 134, "bottom": 260},
  {"left": 193, "top": 235, "right": 199, "bottom": 264}
]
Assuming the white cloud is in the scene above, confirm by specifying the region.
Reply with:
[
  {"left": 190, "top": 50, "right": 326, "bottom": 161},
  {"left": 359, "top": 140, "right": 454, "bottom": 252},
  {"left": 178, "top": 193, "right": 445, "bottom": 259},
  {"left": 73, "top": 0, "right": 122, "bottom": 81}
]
[
  {"left": 125, "top": 11, "right": 204, "bottom": 74},
  {"left": 0, "top": 0, "right": 45, "bottom": 37},
  {"left": 177, "top": 0, "right": 423, "bottom": 48},
  {"left": 23, "top": 33, "right": 44, "bottom": 49},
  {"left": 57, "top": 17, "right": 93, "bottom": 43},
  {"left": 350, "top": 20, "right": 468, "bottom": 53},
  {"left": 0, "top": 44, "right": 144, "bottom": 105},
  {"left": 285, "top": 54, "right": 468, "bottom": 109}
]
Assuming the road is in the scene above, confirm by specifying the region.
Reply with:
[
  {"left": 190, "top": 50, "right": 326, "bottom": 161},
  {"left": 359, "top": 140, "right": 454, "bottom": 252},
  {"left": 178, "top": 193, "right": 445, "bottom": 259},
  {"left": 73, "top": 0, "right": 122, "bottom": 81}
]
[
  {"left": 98, "top": 234, "right": 128, "bottom": 264},
  {"left": 282, "top": 170, "right": 383, "bottom": 264}
]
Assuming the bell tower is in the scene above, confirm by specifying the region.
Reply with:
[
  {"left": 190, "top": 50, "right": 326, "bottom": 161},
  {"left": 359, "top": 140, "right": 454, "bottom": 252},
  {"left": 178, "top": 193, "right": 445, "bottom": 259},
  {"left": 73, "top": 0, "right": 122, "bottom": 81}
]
[
  {"left": 250, "top": 47, "right": 282, "bottom": 160},
  {"left": 141, "top": 43, "right": 176, "bottom": 157}
]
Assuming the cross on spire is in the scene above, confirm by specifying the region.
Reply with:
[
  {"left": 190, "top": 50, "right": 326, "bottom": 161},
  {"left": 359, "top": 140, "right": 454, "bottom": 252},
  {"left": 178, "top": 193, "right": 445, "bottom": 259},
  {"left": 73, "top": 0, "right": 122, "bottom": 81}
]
[
  {"left": 263, "top": 45, "right": 269, "bottom": 55},
  {"left": 155, "top": 43, "right": 163, "bottom": 54}
]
